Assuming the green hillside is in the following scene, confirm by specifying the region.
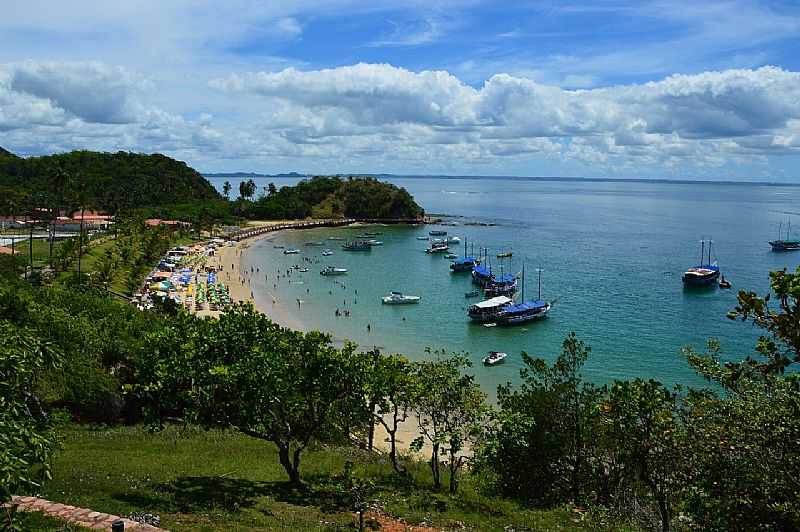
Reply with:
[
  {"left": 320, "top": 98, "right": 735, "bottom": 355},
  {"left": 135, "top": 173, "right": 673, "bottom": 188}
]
[{"left": 0, "top": 147, "right": 221, "bottom": 212}]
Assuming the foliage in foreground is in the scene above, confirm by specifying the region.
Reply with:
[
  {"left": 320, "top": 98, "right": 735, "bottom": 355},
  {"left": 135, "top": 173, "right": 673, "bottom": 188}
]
[{"left": 0, "top": 323, "right": 60, "bottom": 530}]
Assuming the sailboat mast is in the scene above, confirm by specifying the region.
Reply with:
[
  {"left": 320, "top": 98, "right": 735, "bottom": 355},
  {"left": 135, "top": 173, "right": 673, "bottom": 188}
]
[
  {"left": 700, "top": 239, "right": 705, "bottom": 265},
  {"left": 538, "top": 268, "right": 542, "bottom": 300},
  {"left": 521, "top": 263, "right": 525, "bottom": 301}
]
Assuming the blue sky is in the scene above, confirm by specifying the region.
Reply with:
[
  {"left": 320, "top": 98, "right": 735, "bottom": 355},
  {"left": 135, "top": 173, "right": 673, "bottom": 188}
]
[{"left": 1, "top": 0, "right": 800, "bottom": 179}]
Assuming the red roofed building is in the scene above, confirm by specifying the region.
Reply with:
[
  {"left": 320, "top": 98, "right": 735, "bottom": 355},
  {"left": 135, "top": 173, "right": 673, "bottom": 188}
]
[{"left": 0, "top": 246, "right": 17, "bottom": 255}]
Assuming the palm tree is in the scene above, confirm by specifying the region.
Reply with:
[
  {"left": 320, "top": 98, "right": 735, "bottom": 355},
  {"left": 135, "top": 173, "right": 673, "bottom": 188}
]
[
  {"left": 74, "top": 172, "right": 89, "bottom": 283},
  {"left": 223, "top": 181, "right": 232, "bottom": 200}
]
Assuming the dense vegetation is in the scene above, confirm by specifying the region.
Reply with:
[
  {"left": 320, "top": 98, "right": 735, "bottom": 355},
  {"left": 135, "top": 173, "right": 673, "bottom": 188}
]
[
  {"left": 0, "top": 147, "right": 221, "bottom": 214},
  {"left": 240, "top": 175, "right": 424, "bottom": 220},
  {"left": 0, "top": 147, "right": 423, "bottom": 230},
  {"left": 3, "top": 244, "right": 800, "bottom": 529}
]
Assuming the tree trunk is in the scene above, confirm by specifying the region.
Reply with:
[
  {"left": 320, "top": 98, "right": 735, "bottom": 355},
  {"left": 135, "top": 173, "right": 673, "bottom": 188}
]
[
  {"left": 367, "top": 401, "right": 375, "bottom": 451},
  {"left": 28, "top": 215, "right": 33, "bottom": 279},
  {"left": 448, "top": 451, "right": 459, "bottom": 494},
  {"left": 277, "top": 443, "right": 303, "bottom": 488},
  {"left": 430, "top": 442, "right": 440, "bottom": 490},
  {"left": 77, "top": 207, "right": 85, "bottom": 281},
  {"left": 657, "top": 494, "right": 669, "bottom": 532}
]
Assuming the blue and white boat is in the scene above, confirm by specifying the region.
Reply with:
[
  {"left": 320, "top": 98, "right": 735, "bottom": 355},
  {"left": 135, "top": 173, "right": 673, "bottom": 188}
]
[
  {"left": 485, "top": 273, "right": 518, "bottom": 298},
  {"left": 472, "top": 265, "right": 493, "bottom": 287},
  {"left": 468, "top": 295, "right": 514, "bottom": 323},
  {"left": 450, "top": 238, "right": 480, "bottom": 272},
  {"left": 426, "top": 240, "right": 449, "bottom": 254},
  {"left": 682, "top": 239, "right": 721, "bottom": 287},
  {"left": 498, "top": 265, "right": 551, "bottom": 325}
]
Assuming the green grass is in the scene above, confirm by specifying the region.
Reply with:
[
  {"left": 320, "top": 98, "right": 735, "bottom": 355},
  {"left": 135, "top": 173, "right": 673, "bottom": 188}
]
[
  {"left": 17, "top": 511, "right": 86, "bottom": 531},
  {"left": 33, "top": 425, "right": 617, "bottom": 532}
]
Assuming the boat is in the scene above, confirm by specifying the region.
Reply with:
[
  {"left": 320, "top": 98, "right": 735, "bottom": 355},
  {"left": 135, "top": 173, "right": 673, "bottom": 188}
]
[
  {"left": 364, "top": 232, "right": 381, "bottom": 236},
  {"left": 283, "top": 248, "right": 300, "bottom": 255},
  {"left": 468, "top": 295, "right": 514, "bottom": 322},
  {"left": 465, "top": 290, "right": 480, "bottom": 298},
  {"left": 342, "top": 240, "right": 372, "bottom": 251},
  {"left": 485, "top": 273, "right": 518, "bottom": 298},
  {"left": 472, "top": 264, "right": 493, "bottom": 286},
  {"left": 298, "top": 268, "right": 309, "bottom": 273},
  {"left": 426, "top": 240, "right": 449, "bottom": 254},
  {"left": 416, "top": 236, "right": 429, "bottom": 240},
  {"left": 381, "top": 291, "right": 421, "bottom": 304},
  {"left": 273, "top": 245, "right": 285, "bottom": 249},
  {"left": 498, "top": 266, "right": 551, "bottom": 325},
  {"left": 444, "top": 253, "right": 458, "bottom": 259},
  {"left": 367, "top": 240, "right": 384, "bottom": 246},
  {"left": 320, "top": 266, "right": 348, "bottom": 276},
  {"left": 322, "top": 249, "right": 334, "bottom": 256},
  {"left": 769, "top": 221, "right": 800, "bottom": 251},
  {"left": 483, "top": 323, "right": 497, "bottom": 328},
  {"left": 429, "top": 230, "right": 447, "bottom": 236},
  {"left": 304, "top": 241, "right": 324, "bottom": 246},
  {"left": 328, "top": 236, "right": 345, "bottom": 241},
  {"left": 719, "top": 276, "right": 732, "bottom": 289},
  {"left": 682, "top": 239, "right": 721, "bottom": 287},
  {"left": 451, "top": 241, "right": 480, "bottom": 273},
  {"left": 482, "top": 351, "right": 507, "bottom": 365},
  {"left": 446, "top": 236, "right": 461, "bottom": 244},
  {"left": 497, "top": 251, "right": 513, "bottom": 258}
]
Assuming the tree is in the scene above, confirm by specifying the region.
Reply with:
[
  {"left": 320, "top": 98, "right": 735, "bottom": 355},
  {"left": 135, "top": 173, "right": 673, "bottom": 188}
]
[
  {"left": 222, "top": 180, "right": 232, "bottom": 200},
  {"left": 268, "top": 182, "right": 277, "bottom": 196},
  {"left": 411, "top": 353, "right": 485, "bottom": 493},
  {"left": 95, "top": 248, "right": 119, "bottom": 287},
  {"left": 138, "top": 304, "right": 370, "bottom": 487},
  {"left": 476, "top": 333, "right": 603, "bottom": 505},
  {"left": 0, "top": 323, "right": 60, "bottom": 530},
  {"left": 239, "top": 178, "right": 256, "bottom": 201},
  {"left": 367, "top": 352, "right": 417, "bottom": 474},
  {"left": 600, "top": 379, "right": 683, "bottom": 532}
]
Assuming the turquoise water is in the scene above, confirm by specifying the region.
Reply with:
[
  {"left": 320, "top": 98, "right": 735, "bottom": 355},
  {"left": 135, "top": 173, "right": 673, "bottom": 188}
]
[{"left": 211, "top": 177, "right": 800, "bottom": 393}]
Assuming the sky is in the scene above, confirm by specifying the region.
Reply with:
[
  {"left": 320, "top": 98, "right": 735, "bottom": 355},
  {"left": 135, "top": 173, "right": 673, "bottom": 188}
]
[{"left": 1, "top": 0, "right": 800, "bottom": 180}]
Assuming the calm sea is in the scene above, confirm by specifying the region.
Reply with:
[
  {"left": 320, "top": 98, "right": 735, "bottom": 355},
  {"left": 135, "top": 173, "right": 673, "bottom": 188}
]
[{"left": 208, "top": 176, "right": 800, "bottom": 394}]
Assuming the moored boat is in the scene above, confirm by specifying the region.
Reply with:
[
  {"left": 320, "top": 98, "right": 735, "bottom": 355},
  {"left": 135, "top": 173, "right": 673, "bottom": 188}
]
[
  {"left": 498, "top": 266, "right": 551, "bottom": 325},
  {"left": 769, "top": 221, "right": 800, "bottom": 251},
  {"left": 485, "top": 273, "right": 518, "bottom": 298},
  {"left": 429, "top": 230, "right": 447, "bottom": 236},
  {"left": 471, "top": 264, "right": 493, "bottom": 286},
  {"left": 451, "top": 257, "right": 479, "bottom": 272},
  {"left": 468, "top": 295, "right": 514, "bottom": 322},
  {"left": 682, "top": 239, "right": 720, "bottom": 287},
  {"left": 416, "top": 236, "right": 429, "bottom": 240},
  {"left": 446, "top": 236, "right": 461, "bottom": 244},
  {"left": 342, "top": 240, "right": 372, "bottom": 251},
  {"left": 719, "top": 276, "right": 732, "bottom": 289},
  {"left": 283, "top": 248, "right": 300, "bottom": 255},
  {"left": 368, "top": 239, "right": 384, "bottom": 246},
  {"left": 322, "top": 249, "right": 334, "bottom": 256},
  {"left": 426, "top": 240, "right": 449, "bottom": 254},
  {"left": 381, "top": 291, "right": 421, "bottom": 304},
  {"left": 320, "top": 266, "right": 348, "bottom": 276},
  {"left": 304, "top": 241, "right": 324, "bottom": 246},
  {"left": 497, "top": 250, "right": 513, "bottom": 258},
  {"left": 482, "top": 351, "right": 508, "bottom": 366}
]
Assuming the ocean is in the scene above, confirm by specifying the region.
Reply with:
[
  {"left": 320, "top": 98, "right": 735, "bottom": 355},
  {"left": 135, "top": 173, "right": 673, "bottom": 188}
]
[{"left": 208, "top": 176, "right": 800, "bottom": 395}]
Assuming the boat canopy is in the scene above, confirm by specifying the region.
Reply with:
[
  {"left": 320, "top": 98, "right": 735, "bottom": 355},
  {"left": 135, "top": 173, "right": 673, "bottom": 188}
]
[
  {"left": 452, "top": 257, "right": 477, "bottom": 265},
  {"left": 491, "top": 273, "right": 516, "bottom": 284},
  {"left": 473, "top": 296, "right": 513, "bottom": 308},
  {"left": 504, "top": 300, "right": 547, "bottom": 313},
  {"left": 473, "top": 265, "right": 491, "bottom": 277}
]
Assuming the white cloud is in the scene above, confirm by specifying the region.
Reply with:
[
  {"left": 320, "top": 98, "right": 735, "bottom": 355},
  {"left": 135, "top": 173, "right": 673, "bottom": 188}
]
[{"left": 210, "top": 63, "right": 800, "bottom": 171}]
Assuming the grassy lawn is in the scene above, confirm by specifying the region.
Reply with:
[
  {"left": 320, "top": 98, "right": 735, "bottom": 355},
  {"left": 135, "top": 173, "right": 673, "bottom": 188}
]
[{"left": 34, "top": 425, "right": 613, "bottom": 532}]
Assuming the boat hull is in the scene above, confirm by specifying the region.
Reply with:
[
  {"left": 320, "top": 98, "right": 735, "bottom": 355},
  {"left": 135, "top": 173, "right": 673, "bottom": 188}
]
[
  {"left": 682, "top": 270, "right": 720, "bottom": 286},
  {"left": 769, "top": 240, "right": 800, "bottom": 251},
  {"left": 499, "top": 305, "right": 550, "bottom": 325}
]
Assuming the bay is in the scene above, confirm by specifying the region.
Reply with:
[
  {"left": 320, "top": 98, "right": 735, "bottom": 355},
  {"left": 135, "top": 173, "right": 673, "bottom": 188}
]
[{"left": 209, "top": 176, "right": 800, "bottom": 394}]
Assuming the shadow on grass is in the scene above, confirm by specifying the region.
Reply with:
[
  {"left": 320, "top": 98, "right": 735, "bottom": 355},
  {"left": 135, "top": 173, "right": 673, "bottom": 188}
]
[{"left": 116, "top": 474, "right": 353, "bottom": 515}]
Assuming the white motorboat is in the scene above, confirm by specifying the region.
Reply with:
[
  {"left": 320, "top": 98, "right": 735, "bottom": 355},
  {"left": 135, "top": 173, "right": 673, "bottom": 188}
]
[
  {"left": 320, "top": 266, "right": 348, "bottom": 276},
  {"left": 322, "top": 249, "right": 334, "bottom": 256},
  {"left": 381, "top": 291, "right": 421, "bottom": 304},
  {"left": 482, "top": 351, "right": 508, "bottom": 366},
  {"left": 283, "top": 248, "right": 300, "bottom": 255},
  {"left": 416, "top": 236, "right": 429, "bottom": 240},
  {"left": 446, "top": 236, "right": 461, "bottom": 244},
  {"left": 368, "top": 240, "right": 384, "bottom": 246}
]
